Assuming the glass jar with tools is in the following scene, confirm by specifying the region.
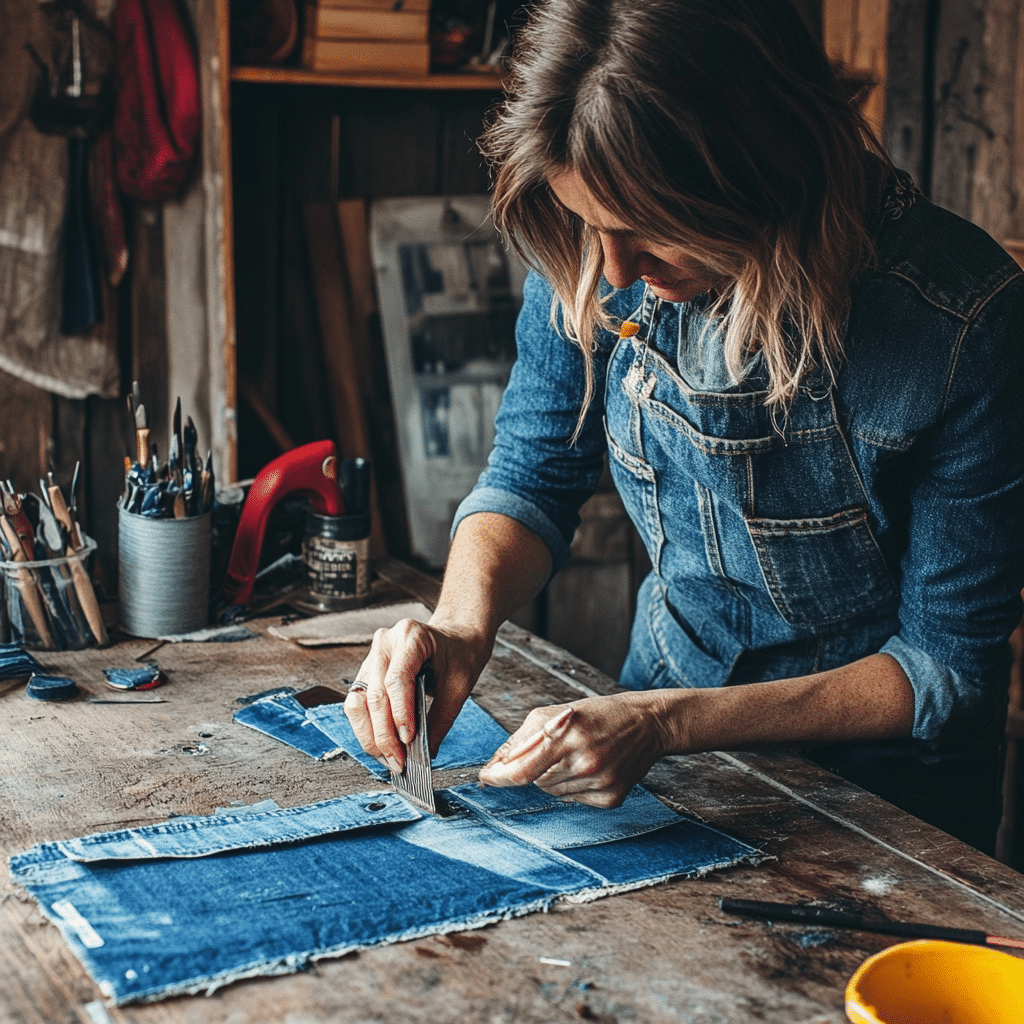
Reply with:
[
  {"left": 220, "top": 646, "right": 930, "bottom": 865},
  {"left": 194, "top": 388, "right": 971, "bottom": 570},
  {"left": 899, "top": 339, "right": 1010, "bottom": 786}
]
[{"left": 1, "top": 537, "right": 109, "bottom": 650}]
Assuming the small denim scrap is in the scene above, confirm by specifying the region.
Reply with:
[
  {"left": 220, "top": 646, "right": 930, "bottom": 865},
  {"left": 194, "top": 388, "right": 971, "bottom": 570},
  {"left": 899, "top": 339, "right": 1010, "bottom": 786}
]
[
  {"left": 233, "top": 690, "right": 510, "bottom": 772},
  {"left": 103, "top": 661, "right": 162, "bottom": 691},
  {"left": 9, "top": 783, "right": 760, "bottom": 1005},
  {"left": 232, "top": 692, "right": 345, "bottom": 760},
  {"left": 26, "top": 673, "right": 80, "bottom": 701},
  {"left": 0, "top": 642, "right": 43, "bottom": 681},
  {"left": 307, "top": 698, "right": 510, "bottom": 776}
]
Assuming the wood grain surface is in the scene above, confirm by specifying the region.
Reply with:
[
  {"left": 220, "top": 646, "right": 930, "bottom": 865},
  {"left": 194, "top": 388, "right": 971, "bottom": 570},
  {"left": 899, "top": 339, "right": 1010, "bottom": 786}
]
[{"left": 2, "top": 561, "right": 1022, "bottom": 1024}]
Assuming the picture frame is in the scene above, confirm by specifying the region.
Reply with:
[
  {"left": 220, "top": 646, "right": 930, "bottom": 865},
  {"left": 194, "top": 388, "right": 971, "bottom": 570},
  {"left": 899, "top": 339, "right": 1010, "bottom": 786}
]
[{"left": 370, "top": 195, "right": 528, "bottom": 567}]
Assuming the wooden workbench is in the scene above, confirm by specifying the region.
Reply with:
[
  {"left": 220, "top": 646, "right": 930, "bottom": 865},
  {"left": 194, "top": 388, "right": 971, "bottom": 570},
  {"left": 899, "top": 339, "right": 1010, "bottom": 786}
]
[{"left": 2, "top": 559, "right": 1023, "bottom": 1023}]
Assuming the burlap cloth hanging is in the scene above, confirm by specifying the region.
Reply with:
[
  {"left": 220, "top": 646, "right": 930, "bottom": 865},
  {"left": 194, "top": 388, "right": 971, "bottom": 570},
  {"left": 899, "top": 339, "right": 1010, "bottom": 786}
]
[{"left": 0, "top": 0, "right": 120, "bottom": 400}]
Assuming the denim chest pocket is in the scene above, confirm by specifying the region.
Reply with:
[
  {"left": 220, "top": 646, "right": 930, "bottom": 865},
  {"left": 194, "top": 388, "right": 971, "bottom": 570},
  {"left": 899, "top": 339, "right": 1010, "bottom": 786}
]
[
  {"left": 744, "top": 506, "right": 897, "bottom": 627},
  {"left": 606, "top": 339, "right": 897, "bottom": 630}
]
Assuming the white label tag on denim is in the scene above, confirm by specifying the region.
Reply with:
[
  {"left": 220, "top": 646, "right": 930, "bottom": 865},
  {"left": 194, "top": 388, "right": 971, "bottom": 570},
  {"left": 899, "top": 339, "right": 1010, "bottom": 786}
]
[{"left": 51, "top": 900, "right": 104, "bottom": 948}]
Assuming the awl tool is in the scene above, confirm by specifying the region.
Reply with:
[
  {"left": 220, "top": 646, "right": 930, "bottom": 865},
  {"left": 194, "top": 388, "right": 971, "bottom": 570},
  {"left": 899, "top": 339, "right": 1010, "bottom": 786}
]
[{"left": 391, "top": 663, "right": 436, "bottom": 814}]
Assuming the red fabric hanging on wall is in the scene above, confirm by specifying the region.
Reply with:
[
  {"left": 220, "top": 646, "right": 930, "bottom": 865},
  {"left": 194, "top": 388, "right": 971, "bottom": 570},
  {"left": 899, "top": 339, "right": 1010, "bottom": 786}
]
[{"left": 112, "top": 0, "right": 200, "bottom": 203}]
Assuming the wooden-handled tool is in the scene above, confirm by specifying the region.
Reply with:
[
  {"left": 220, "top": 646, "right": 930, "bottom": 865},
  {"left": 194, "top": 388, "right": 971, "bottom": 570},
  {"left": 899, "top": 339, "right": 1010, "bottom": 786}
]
[
  {"left": 46, "top": 483, "right": 108, "bottom": 645},
  {"left": 0, "top": 514, "right": 56, "bottom": 649},
  {"left": 135, "top": 403, "right": 150, "bottom": 470}
]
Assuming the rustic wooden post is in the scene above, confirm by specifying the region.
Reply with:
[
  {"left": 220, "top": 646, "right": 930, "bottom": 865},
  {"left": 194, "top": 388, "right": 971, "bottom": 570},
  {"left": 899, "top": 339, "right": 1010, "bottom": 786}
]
[
  {"left": 822, "top": 0, "right": 891, "bottom": 140},
  {"left": 930, "top": 0, "right": 1024, "bottom": 240}
]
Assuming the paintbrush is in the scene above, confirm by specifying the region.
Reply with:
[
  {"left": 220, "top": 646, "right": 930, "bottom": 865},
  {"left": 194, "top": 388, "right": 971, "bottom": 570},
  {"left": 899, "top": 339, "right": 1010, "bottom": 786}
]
[
  {"left": 390, "top": 663, "right": 436, "bottom": 814},
  {"left": 173, "top": 397, "right": 184, "bottom": 490},
  {"left": 47, "top": 473, "right": 108, "bottom": 646},
  {"left": 135, "top": 402, "right": 150, "bottom": 470},
  {"left": 719, "top": 898, "right": 1024, "bottom": 951}
]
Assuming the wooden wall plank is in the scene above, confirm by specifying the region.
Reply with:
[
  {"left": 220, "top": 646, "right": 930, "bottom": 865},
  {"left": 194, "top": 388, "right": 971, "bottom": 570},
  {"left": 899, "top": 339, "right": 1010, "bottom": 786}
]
[
  {"left": 337, "top": 89, "right": 444, "bottom": 198},
  {"left": 930, "top": 0, "right": 1023, "bottom": 237},
  {"left": 883, "top": 0, "right": 933, "bottom": 185},
  {"left": 130, "top": 204, "right": 170, "bottom": 459},
  {"left": 0, "top": 371, "right": 51, "bottom": 489},
  {"left": 232, "top": 85, "right": 283, "bottom": 415},
  {"left": 435, "top": 90, "right": 500, "bottom": 195}
]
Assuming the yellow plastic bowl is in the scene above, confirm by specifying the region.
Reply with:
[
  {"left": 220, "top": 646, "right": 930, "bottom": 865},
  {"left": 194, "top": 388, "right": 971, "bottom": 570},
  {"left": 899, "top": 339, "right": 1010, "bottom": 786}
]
[{"left": 845, "top": 940, "right": 1024, "bottom": 1024}]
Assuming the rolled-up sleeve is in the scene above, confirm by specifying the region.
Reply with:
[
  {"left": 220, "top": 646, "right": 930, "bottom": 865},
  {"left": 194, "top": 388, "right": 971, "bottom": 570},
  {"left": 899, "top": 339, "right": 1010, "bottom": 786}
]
[
  {"left": 880, "top": 635, "right": 1006, "bottom": 748},
  {"left": 452, "top": 272, "right": 625, "bottom": 573}
]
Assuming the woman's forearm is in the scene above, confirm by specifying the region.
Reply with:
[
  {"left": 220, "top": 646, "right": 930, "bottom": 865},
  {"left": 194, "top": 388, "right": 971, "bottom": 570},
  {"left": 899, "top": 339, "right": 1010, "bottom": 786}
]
[
  {"left": 657, "top": 652, "right": 916, "bottom": 753},
  {"left": 478, "top": 652, "right": 916, "bottom": 804},
  {"left": 429, "top": 512, "right": 553, "bottom": 657}
]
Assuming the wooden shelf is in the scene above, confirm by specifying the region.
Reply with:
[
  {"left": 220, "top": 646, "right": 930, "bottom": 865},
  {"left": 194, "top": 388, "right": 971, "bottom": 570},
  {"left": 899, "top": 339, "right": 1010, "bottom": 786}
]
[{"left": 231, "top": 64, "right": 505, "bottom": 90}]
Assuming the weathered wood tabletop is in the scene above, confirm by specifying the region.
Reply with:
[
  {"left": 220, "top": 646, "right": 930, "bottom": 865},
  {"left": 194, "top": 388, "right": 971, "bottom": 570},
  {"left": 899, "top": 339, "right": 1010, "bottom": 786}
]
[{"left": 2, "top": 559, "right": 1023, "bottom": 1024}]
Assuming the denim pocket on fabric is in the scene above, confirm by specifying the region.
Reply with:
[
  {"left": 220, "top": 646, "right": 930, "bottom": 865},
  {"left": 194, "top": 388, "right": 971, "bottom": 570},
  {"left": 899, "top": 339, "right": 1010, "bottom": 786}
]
[
  {"left": 620, "top": 574, "right": 741, "bottom": 691},
  {"left": 451, "top": 783, "right": 753, "bottom": 889},
  {"left": 605, "top": 423, "right": 665, "bottom": 574},
  {"left": 53, "top": 792, "right": 419, "bottom": 863},
  {"left": 452, "top": 783, "right": 681, "bottom": 849}
]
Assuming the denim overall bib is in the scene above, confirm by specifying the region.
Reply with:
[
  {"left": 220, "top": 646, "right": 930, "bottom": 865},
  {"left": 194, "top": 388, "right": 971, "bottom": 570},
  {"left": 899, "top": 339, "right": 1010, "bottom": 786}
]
[
  {"left": 608, "top": 285, "right": 898, "bottom": 691},
  {"left": 603, "top": 285, "right": 1003, "bottom": 850}
]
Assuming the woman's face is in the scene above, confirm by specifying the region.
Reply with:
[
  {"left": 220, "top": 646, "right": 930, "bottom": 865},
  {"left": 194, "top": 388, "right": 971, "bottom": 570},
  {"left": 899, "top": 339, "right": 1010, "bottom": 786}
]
[{"left": 548, "top": 169, "right": 720, "bottom": 302}]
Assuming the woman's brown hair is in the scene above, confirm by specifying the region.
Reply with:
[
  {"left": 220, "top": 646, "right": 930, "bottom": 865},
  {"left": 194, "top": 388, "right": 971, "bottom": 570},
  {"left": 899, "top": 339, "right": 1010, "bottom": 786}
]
[{"left": 480, "top": 0, "right": 893, "bottom": 424}]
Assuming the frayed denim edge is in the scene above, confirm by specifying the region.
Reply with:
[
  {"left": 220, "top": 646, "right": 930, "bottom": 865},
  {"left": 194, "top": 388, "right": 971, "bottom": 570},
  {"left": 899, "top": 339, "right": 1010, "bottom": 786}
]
[
  {"left": 34, "top": 851, "right": 767, "bottom": 1005},
  {"left": 98, "top": 896, "right": 564, "bottom": 1005}
]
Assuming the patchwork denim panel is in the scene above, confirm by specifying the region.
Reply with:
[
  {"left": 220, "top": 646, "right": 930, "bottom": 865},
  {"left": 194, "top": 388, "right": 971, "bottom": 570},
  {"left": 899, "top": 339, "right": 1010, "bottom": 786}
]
[
  {"left": 452, "top": 783, "right": 681, "bottom": 848},
  {"left": 232, "top": 693, "right": 343, "bottom": 760},
  {"left": 449, "top": 784, "right": 749, "bottom": 887},
  {"left": 392, "top": 811, "right": 603, "bottom": 890},
  {"left": 11, "top": 712, "right": 761, "bottom": 1004},
  {"left": 9, "top": 792, "right": 642, "bottom": 1005},
  {"left": 307, "top": 698, "right": 510, "bottom": 777}
]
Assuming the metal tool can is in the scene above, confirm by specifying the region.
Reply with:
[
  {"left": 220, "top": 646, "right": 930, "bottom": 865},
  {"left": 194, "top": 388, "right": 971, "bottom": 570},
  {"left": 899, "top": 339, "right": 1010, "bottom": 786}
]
[{"left": 298, "top": 509, "right": 370, "bottom": 613}]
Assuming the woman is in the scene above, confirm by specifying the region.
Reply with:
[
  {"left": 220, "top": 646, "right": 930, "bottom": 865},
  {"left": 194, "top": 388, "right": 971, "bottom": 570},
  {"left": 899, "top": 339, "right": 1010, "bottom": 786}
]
[{"left": 345, "top": 0, "right": 1024, "bottom": 853}]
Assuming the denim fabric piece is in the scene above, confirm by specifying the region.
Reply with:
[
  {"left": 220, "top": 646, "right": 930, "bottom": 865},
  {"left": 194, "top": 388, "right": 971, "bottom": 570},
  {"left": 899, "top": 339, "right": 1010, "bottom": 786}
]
[
  {"left": 102, "top": 661, "right": 161, "bottom": 691},
  {"left": 453, "top": 783, "right": 681, "bottom": 848},
  {"left": 558, "top": 819, "right": 762, "bottom": 887},
  {"left": 307, "top": 697, "right": 510, "bottom": 777},
  {"left": 0, "top": 642, "right": 42, "bottom": 680},
  {"left": 450, "top": 785, "right": 749, "bottom": 888},
  {"left": 53, "top": 793, "right": 418, "bottom": 862},
  {"left": 9, "top": 784, "right": 759, "bottom": 1005},
  {"left": 233, "top": 693, "right": 344, "bottom": 760}
]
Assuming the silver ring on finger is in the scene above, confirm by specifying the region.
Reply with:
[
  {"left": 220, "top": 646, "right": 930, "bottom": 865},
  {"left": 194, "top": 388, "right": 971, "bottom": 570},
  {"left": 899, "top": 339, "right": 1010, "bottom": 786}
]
[{"left": 346, "top": 679, "right": 369, "bottom": 694}]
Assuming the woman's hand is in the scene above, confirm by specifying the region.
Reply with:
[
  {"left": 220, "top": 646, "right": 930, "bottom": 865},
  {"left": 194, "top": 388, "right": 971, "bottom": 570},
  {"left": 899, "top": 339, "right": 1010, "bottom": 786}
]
[
  {"left": 478, "top": 691, "right": 677, "bottom": 807},
  {"left": 343, "top": 617, "right": 490, "bottom": 773}
]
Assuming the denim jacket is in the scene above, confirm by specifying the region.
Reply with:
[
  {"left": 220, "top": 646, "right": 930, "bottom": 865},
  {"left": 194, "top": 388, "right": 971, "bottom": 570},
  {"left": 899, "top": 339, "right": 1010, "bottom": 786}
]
[{"left": 455, "top": 183, "right": 1024, "bottom": 758}]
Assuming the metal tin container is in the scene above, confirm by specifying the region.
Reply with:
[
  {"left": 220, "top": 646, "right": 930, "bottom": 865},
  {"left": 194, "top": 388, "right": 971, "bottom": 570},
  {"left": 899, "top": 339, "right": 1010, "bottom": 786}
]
[
  {"left": 118, "top": 508, "right": 211, "bottom": 637},
  {"left": 295, "top": 509, "right": 371, "bottom": 614}
]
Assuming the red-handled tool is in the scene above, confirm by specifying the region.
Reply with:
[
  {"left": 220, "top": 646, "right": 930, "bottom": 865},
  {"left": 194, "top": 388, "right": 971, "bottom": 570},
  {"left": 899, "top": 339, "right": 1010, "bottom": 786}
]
[{"left": 221, "top": 440, "right": 345, "bottom": 609}]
